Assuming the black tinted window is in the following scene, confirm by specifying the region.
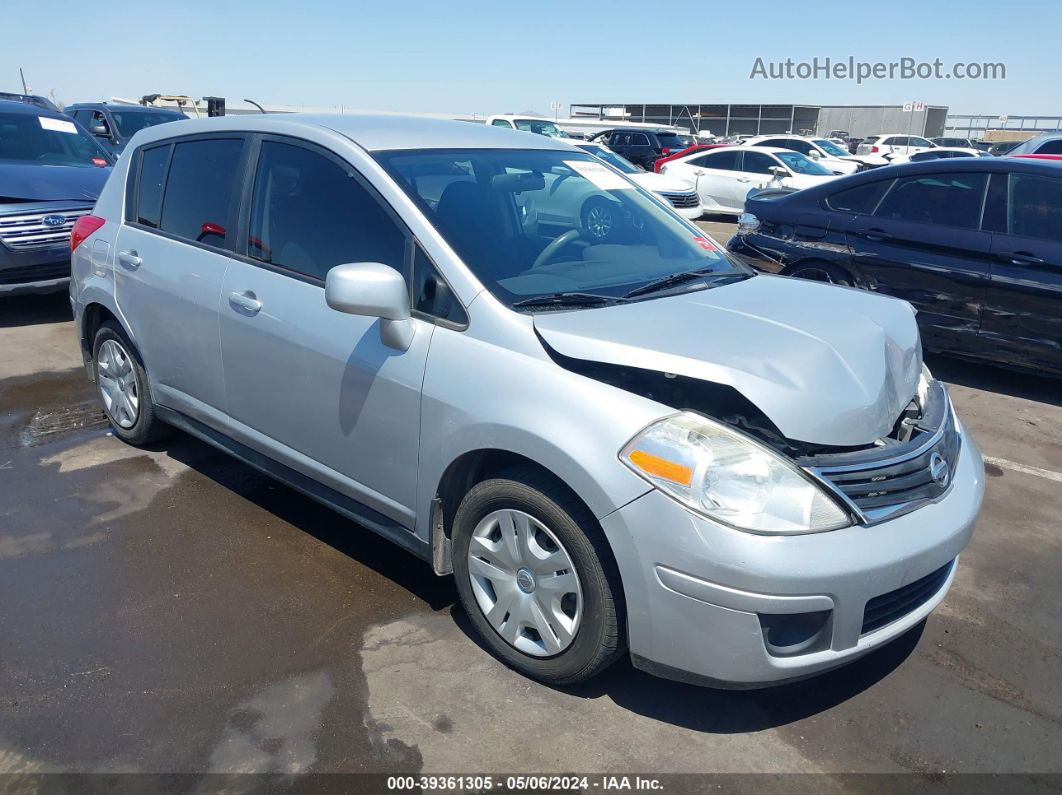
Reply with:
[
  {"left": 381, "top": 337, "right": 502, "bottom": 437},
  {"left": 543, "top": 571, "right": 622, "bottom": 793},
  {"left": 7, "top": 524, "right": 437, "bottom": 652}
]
[
  {"left": 248, "top": 141, "right": 406, "bottom": 281},
  {"left": 742, "top": 151, "right": 777, "bottom": 174},
  {"left": 698, "top": 150, "right": 739, "bottom": 170},
  {"left": 1036, "top": 139, "right": 1062, "bottom": 155},
  {"left": 874, "top": 173, "right": 988, "bottom": 229},
  {"left": 158, "top": 138, "right": 243, "bottom": 248},
  {"left": 413, "top": 246, "right": 467, "bottom": 324},
  {"left": 1009, "top": 173, "right": 1062, "bottom": 242},
  {"left": 136, "top": 145, "right": 170, "bottom": 228},
  {"left": 631, "top": 133, "right": 650, "bottom": 146},
  {"left": 827, "top": 180, "right": 893, "bottom": 213}
]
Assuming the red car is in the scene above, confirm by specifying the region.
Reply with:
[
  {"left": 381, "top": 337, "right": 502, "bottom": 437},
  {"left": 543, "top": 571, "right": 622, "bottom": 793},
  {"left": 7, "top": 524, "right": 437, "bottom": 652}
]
[{"left": 653, "top": 143, "right": 732, "bottom": 172}]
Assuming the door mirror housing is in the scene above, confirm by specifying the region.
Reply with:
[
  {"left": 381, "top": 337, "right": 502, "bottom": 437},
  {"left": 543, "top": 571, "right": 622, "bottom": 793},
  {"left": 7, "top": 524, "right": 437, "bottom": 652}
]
[
  {"left": 808, "top": 150, "right": 821, "bottom": 160},
  {"left": 90, "top": 122, "right": 109, "bottom": 137},
  {"left": 325, "top": 262, "right": 415, "bottom": 351},
  {"left": 769, "top": 166, "right": 788, "bottom": 178}
]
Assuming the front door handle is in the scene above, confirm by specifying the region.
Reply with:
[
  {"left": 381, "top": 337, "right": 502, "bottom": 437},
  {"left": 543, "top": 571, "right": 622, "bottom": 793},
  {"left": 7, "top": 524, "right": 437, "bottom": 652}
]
[
  {"left": 859, "top": 227, "right": 889, "bottom": 242},
  {"left": 228, "top": 290, "right": 262, "bottom": 314},
  {"left": 117, "top": 250, "right": 141, "bottom": 269},
  {"left": 737, "top": 176, "right": 750, "bottom": 183},
  {"left": 999, "top": 251, "right": 1045, "bottom": 266}
]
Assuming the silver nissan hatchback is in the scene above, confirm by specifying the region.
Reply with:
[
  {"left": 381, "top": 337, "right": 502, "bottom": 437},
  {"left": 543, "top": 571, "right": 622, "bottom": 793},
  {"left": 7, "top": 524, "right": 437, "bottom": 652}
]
[{"left": 69, "top": 114, "right": 984, "bottom": 687}]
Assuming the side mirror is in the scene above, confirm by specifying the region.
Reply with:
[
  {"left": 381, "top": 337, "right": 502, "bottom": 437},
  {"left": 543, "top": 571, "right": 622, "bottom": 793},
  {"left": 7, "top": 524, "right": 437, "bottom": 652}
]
[
  {"left": 769, "top": 166, "right": 788, "bottom": 178},
  {"left": 807, "top": 150, "right": 821, "bottom": 160},
  {"left": 325, "top": 262, "right": 415, "bottom": 351},
  {"left": 90, "top": 123, "right": 109, "bottom": 137}
]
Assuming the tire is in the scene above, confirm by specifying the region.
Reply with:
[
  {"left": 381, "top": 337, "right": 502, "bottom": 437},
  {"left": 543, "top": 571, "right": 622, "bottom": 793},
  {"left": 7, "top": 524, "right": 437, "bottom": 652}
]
[
  {"left": 452, "top": 467, "right": 625, "bottom": 685},
  {"left": 92, "top": 320, "right": 169, "bottom": 445},
  {"left": 784, "top": 260, "right": 854, "bottom": 286}
]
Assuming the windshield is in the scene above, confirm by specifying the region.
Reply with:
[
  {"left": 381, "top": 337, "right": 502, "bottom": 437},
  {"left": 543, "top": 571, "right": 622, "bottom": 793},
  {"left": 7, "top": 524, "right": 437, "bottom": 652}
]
[
  {"left": 0, "top": 112, "right": 108, "bottom": 167},
  {"left": 111, "top": 110, "right": 184, "bottom": 137},
  {"left": 513, "top": 119, "right": 567, "bottom": 138},
  {"left": 576, "top": 145, "right": 639, "bottom": 173},
  {"left": 812, "top": 138, "right": 850, "bottom": 158},
  {"left": 774, "top": 151, "right": 833, "bottom": 176},
  {"left": 377, "top": 149, "right": 749, "bottom": 308}
]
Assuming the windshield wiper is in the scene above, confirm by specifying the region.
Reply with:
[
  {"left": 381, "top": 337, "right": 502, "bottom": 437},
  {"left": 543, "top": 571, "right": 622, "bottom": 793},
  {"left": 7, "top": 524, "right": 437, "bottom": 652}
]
[
  {"left": 622, "top": 267, "right": 722, "bottom": 299},
  {"left": 511, "top": 291, "right": 628, "bottom": 310}
]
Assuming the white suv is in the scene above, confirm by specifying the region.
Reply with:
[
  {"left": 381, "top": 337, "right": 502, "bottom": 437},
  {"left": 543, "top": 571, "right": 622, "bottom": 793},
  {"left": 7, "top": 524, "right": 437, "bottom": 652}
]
[{"left": 856, "top": 134, "right": 937, "bottom": 162}]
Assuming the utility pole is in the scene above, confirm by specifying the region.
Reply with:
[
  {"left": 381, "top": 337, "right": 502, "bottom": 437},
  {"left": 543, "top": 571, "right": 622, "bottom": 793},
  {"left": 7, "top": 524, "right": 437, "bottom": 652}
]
[{"left": 19, "top": 67, "right": 28, "bottom": 94}]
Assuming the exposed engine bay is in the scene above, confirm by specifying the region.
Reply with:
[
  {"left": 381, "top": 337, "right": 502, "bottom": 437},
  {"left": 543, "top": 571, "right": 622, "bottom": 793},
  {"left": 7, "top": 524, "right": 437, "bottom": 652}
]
[{"left": 541, "top": 337, "right": 937, "bottom": 463}]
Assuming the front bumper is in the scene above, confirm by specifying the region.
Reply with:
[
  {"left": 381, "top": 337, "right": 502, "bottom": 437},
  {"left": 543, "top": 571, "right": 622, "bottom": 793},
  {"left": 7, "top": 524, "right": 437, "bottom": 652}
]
[
  {"left": 600, "top": 425, "right": 984, "bottom": 687},
  {"left": 0, "top": 245, "right": 72, "bottom": 296},
  {"left": 676, "top": 205, "right": 704, "bottom": 221}
]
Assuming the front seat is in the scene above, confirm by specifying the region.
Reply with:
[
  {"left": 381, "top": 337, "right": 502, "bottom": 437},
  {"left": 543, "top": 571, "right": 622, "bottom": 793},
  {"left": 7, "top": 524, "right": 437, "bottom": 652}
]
[{"left": 434, "top": 181, "right": 509, "bottom": 275}]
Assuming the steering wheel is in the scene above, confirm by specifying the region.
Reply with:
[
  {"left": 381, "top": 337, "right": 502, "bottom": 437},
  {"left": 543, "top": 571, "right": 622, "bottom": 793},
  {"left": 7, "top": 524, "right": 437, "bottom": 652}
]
[{"left": 531, "top": 228, "right": 582, "bottom": 270}]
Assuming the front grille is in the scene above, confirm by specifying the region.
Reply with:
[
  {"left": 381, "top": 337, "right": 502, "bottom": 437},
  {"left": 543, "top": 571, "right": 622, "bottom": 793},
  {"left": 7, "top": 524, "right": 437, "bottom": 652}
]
[
  {"left": 821, "top": 427, "right": 960, "bottom": 512},
  {"left": 802, "top": 381, "right": 960, "bottom": 524},
  {"left": 862, "top": 561, "right": 953, "bottom": 634},
  {"left": 0, "top": 206, "right": 92, "bottom": 252},
  {"left": 660, "top": 191, "right": 700, "bottom": 209},
  {"left": 0, "top": 262, "right": 70, "bottom": 285}
]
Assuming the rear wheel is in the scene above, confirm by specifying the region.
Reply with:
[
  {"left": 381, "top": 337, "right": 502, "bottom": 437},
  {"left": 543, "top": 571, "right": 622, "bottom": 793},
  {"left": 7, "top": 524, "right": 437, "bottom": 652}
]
[
  {"left": 92, "top": 321, "right": 169, "bottom": 445},
  {"left": 785, "top": 261, "right": 854, "bottom": 286},
  {"left": 451, "top": 468, "right": 625, "bottom": 685}
]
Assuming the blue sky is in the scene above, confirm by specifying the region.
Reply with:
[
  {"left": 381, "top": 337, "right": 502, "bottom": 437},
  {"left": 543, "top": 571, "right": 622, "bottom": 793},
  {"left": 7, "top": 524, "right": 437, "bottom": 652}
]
[{"left": 5, "top": 0, "right": 1059, "bottom": 116}]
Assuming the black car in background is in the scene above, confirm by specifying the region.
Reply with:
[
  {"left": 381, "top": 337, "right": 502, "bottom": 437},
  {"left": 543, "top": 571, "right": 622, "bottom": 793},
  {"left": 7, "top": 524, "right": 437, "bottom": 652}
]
[
  {"left": 727, "top": 158, "right": 1062, "bottom": 375},
  {"left": 595, "top": 128, "right": 691, "bottom": 169},
  {"left": 64, "top": 102, "right": 186, "bottom": 155},
  {"left": 0, "top": 100, "right": 113, "bottom": 295}
]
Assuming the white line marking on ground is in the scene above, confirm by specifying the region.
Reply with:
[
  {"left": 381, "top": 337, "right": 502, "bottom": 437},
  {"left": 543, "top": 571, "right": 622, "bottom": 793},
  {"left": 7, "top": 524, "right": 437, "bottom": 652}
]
[{"left": 984, "top": 456, "right": 1062, "bottom": 484}]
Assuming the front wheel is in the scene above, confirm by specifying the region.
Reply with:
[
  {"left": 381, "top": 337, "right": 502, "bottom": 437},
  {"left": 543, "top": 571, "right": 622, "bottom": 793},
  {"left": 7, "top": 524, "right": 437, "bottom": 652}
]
[{"left": 451, "top": 468, "right": 625, "bottom": 685}]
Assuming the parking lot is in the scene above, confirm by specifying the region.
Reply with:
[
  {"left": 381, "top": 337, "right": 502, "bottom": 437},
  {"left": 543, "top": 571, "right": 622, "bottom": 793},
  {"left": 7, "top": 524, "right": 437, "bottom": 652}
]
[{"left": 1, "top": 216, "right": 1060, "bottom": 782}]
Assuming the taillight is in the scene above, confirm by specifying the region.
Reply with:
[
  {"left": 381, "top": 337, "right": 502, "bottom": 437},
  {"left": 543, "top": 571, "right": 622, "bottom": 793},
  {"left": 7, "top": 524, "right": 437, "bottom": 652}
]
[
  {"left": 91, "top": 157, "right": 109, "bottom": 167},
  {"left": 662, "top": 148, "right": 671, "bottom": 155},
  {"left": 71, "top": 215, "right": 105, "bottom": 252},
  {"left": 870, "top": 145, "right": 879, "bottom": 153}
]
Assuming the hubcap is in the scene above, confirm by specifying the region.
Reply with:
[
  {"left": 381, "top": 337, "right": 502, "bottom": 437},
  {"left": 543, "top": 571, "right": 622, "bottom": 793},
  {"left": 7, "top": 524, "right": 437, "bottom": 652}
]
[
  {"left": 467, "top": 509, "right": 583, "bottom": 657},
  {"left": 96, "top": 339, "right": 139, "bottom": 429},
  {"left": 586, "top": 206, "right": 613, "bottom": 238}
]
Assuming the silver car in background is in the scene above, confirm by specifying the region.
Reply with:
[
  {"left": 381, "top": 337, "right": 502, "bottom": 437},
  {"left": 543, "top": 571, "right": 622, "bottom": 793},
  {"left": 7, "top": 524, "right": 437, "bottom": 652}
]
[{"left": 69, "top": 114, "right": 984, "bottom": 687}]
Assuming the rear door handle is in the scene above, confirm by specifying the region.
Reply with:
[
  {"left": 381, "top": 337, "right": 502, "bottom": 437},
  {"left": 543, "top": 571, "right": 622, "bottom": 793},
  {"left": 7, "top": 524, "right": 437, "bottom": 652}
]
[
  {"left": 118, "top": 250, "right": 141, "bottom": 269},
  {"left": 859, "top": 227, "right": 889, "bottom": 242},
  {"left": 228, "top": 290, "right": 262, "bottom": 314},
  {"left": 999, "top": 251, "right": 1045, "bottom": 266}
]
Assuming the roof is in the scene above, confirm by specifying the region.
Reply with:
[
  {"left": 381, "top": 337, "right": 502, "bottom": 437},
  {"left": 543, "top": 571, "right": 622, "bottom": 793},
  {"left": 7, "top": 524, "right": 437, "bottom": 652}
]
[
  {"left": 65, "top": 102, "right": 185, "bottom": 114},
  {"left": 0, "top": 99, "right": 67, "bottom": 118},
  {"left": 127, "top": 112, "right": 578, "bottom": 152}
]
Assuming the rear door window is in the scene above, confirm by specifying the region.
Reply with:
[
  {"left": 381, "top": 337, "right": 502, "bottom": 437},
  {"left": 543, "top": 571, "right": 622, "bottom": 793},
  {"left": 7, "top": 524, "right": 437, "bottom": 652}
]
[
  {"left": 695, "top": 149, "right": 740, "bottom": 170},
  {"left": 158, "top": 138, "right": 245, "bottom": 249},
  {"left": 1008, "top": 173, "right": 1062, "bottom": 242},
  {"left": 826, "top": 180, "right": 893, "bottom": 213},
  {"left": 1035, "top": 139, "right": 1062, "bottom": 155},
  {"left": 874, "top": 173, "right": 988, "bottom": 229}
]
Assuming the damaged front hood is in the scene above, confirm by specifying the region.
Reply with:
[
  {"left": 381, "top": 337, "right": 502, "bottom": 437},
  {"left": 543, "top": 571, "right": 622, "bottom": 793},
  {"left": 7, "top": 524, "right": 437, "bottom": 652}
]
[{"left": 533, "top": 274, "right": 922, "bottom": 446}]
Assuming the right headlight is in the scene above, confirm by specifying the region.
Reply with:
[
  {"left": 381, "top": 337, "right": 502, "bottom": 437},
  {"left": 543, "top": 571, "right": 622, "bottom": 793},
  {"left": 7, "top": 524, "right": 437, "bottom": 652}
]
[{"left": 620, "top": 412, "right": 851, "bottom": 535}]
